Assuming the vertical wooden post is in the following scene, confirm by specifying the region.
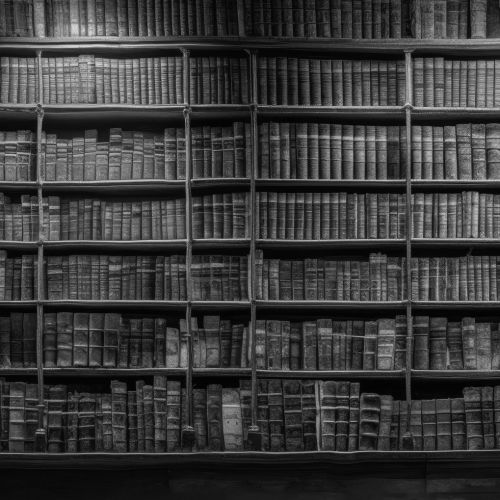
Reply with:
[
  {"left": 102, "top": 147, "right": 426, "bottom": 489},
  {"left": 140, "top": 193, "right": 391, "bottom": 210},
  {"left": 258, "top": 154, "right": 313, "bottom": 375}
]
[
  {"left": 402, "top": 49, "right": 414, "bottom": 451},
  {"left": 246, "top": 49, "right": 262, "bottom": 451},
  {"left": 181, "top": 47, "right": 196, "bottom": 450},
  {"left": 35, "top": 49, "right": 46, "bottom": 452}
]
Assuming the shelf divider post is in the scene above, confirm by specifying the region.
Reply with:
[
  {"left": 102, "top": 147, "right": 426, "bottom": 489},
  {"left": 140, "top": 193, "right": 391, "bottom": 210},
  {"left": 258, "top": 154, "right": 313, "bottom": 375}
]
[
  {"left": 35, "top": 49, "right": 47, "bottom": 452},
  {"left": 402, "top": 49, "right": 414, "bottom": 451},
  {"left": 246, "top": 48, "right": 262, "bottom": 452},
  {"left": 180, "top": 47, "right": 196, "bottom": 450}
]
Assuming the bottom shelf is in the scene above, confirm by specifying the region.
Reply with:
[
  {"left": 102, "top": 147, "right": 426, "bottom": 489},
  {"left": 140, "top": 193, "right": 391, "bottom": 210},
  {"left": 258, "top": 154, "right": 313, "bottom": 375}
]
[{"left": 2, "top": 450, "right": 500, "bottom": 468}]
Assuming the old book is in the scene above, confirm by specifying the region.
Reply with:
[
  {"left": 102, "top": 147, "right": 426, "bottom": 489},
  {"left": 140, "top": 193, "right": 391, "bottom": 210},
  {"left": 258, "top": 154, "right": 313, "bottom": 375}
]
[
  {"left": 436, "top": 398, "right": 452, "bottom": 451},
  {"left": 451, "top": 397, "right": 466, "bottom": 450},
  {"left": 358, "top": 393, "right": 381, "bottom": 451},
  {"left": 377, "top": 394, "right": 393, "bottom": 451},
  {"left": 482, "top": 386, "right": 495, "bottom": 449},
  {"left": 166, "top": 380, "right": 181, "bottom": 452},
  {"left": 301, "top": 380, "right": 318, "bottom": 451},
  {"left": 422, "top": 399, "right": 436, "bottom": 451},
  {"left": 283, "top": 380, "right": 304, "bottom": 451},
  {"left": 222, "top": 388, "right": 243, "bottom": 451},
  {"left": 463, "top": 386, "right": 484, "bottom": 450},
  {"left": 207, "top": 383, "right": 223, "bottom": 451}
]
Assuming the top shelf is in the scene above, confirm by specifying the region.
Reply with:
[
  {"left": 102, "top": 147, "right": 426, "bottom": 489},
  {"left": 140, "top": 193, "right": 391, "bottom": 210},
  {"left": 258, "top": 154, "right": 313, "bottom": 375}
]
[{"left": 3, "top": 37, "right": 500, "bottom": 55}]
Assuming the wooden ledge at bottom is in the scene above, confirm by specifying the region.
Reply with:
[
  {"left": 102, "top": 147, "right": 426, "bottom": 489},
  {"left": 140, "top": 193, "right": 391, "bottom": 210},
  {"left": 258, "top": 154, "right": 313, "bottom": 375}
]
[{"left": 2, "top": 450, "right": 500, "bottom": 469}]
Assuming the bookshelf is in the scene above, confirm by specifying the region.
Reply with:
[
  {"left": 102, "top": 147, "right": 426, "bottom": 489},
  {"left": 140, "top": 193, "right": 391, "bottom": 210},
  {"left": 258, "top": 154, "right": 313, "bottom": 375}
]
[{"left": 4, "top": 34, "right": 500, "bottom": 460}]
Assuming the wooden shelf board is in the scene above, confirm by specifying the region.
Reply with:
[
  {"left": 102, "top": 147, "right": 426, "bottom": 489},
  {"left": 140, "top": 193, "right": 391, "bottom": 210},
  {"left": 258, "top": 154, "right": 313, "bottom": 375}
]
[
  {"left": 2, "top": 450, "right": 500, "bottom": 469},
  {"left": 193, "top": 368, "right": 252, "bottom": 377},
  {"left": 412, "top": 107, "right": 500, "bottom": 120},
  {"left": 0, "top": 182, "right": 38, "bottom": 191},
  {"left": 192, "top": 239, "right": 251, "bottom": 250},
  {"left": 42, "top": 368, "right": 187, "bottom": 377},
  {"left": 411, "top": 180, "right": 500, "bottom": 190},
  {"left": 0, "top": 368, "right": 37, "bottom": 376},
  {"left": 0, "top": 301, "right": 37, "bottom": 309},
  {"left": 41, "top": 180, "right": 185, "bottom": 193},
  {"left": 257, "top": 370, "right": 404, "bottom": 379},
  {"left": 43, "top": 240, "right": 187, "bottom": 251},
  {"left": 8, "top": 239, "right": 500, "bottom": 252},
  {"left": 4, "top": 37, "right": 500, "bottom": 55},
  {"left": 191, "top": 178, "right": 251, "bottom": 189},
  {"left": 191, "top": 301, "right": 251, "bottom": 311},
  {"left": 413, "top": 301, "right": 500, "bottom": 311},
  {"left": 411, "top": 239, "right": 500, "bottom": 248},
  {"left": 0, "top": 242, "right": 38, "bottom": 250},
  {"left": 42, "top": 104, "right": 185, "bottom": 121},
  {"left": 412, "top": 370, "right": 500, "bottom": 381},
  {"left": 258, "top": 105, "right": 405, "bottom": 119},
  {"left": 256, "top": 179, "right": 405, "bottom": 190},
  {"left": 0, "top": 104, "right": 37, "bottom": 112},
  {"left": 41, "top": 300, "right": 187, "bottom": 311},
  {"left": 257, "top": 239, "right": 406, "bottom": 250},
  {"left": 41, "top": 367, "right": 251, "bottom": 377},
  {"left": 256, "top": 301, "right": 406, "bottom": 311}
]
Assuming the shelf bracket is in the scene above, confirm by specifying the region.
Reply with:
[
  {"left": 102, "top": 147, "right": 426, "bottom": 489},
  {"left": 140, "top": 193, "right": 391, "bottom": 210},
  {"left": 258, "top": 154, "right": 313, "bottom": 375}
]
[{"left": 36, "top": 102, "right": 44, "bottom": 118}]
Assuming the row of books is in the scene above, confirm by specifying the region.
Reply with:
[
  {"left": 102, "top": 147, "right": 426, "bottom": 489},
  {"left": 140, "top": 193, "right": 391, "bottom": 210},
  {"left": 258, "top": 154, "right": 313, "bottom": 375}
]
[
  {"left": 189, "top": 57, "right": 249, "bottom": 105},
  {"left": 412, "top": 191, "right": 500, "bottom": 239},
  {"left": 259, "top": 123, "right": 406, "bottom": 180},
  {"left": 46, "top": 254, "right": 250, "bottom": 302},
  {"left": 414, "top": 316, "right": 500, "bottom": 371},
  {"left": 0, "top": 131, "right": 36, "bottom": 182},
  {"left": 8, "top": 56, "right": 500, "bottom": 108},
  {"left": 0, "top": 253, "right": 37, "bottom": 301},
  {"left": 256, "top": 317, "right": 406, "bottom": 371},
  {"left": 256, "top": 252, "right": 407, "bottom": 302},
  {"left": 42, "top": 196, "right": 187, "bottom": 241},
  {"left": 24, "top": 378, "right": 254, "bottom": 452},
  {"left": 11, "top": 0, "right": 500, "bottom": 40},
  {"left": 7, "top": 122, "right": 500, "bottom": 182},
  {"left": 40, "top": 56, "right": 184, "bottom": 105},
  {"left": 410, "top": 256, "right": 500, "bottom": 302},
  {"left": 413, "top": 58, "right": 500, "bottom": 108},
  {"left": 191, "top": 255, "right": 249, "bottom": 301},
  {"left": 256, "top": 192, "right": 406, "bottom": 240},
  {"left": 0, "top": 313, "right": 36, "bottom": 368},
  {"left": 6, "top": 378, "right": 500, "bottom": 453},
  {"left": 46, "top": 254, "right": 187, "bottom": 301},
  {"left": 413, "top": 0, "right": 469, "bottom": 38},
  {"left": 11, "top": 252, "right": 500, "bottom": 303},
  {"left": 30, "top": 0, "right": 241, "bottom": 37},
  {"left": 42, "top": 129, "right": 186, "bottom": 181},
  {"left": 0, "top": 194, "right": 39, "bottom": 242},
  {"left": 43, "top": 313, "right": 250, "bottom": 369},
  {"left": 0, "top": 57, "right": 38, "bottom": 104},
  {"left": 192, "top": 193, "right": 249, "bottom": 239},
  {"left": 413, "top": 124, "right": 500, "bottom": 180},
  {"left": 243, "top": 0, "right": 412, "bottom": 38},
  {"left": 258, "top": 57, "right": 405, "bottom": 106},
  {"left": 11, "top": 310, "right": 500, "bottom": 373},
  {"left": 192, "top": 123, "right": 251, "bottom": 179},
  {"left": 260, "top": 381, "right": 500, "bottom": 452}
]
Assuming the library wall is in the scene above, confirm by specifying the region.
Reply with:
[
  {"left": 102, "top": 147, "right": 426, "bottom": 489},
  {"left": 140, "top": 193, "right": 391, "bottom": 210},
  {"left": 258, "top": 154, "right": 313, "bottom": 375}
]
[{"left": 3, "top": 1, "right": 500, "bottom": 499}]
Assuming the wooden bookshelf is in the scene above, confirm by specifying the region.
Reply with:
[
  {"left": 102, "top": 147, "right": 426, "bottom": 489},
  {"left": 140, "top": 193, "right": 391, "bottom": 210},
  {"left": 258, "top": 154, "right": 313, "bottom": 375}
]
[{"left": 3, "top": 34, "right": 500, "bottom": 462}]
